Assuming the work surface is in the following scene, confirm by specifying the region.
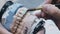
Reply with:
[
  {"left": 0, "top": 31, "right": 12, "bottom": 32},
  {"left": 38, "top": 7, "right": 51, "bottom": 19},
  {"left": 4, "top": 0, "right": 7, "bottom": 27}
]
[{"left": 0, "top": 0, "right": 60, "bottom": 34}]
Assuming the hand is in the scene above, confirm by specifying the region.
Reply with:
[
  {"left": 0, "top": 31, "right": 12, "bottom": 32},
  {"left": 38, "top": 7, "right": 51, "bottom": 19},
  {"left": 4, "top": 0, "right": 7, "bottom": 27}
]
[
  {"left": 44, "top": 0, "right": 60, "bottom": 4},
  {"left": 35, "top": 0, "right": 60, "bottom": 29},
  {"left": 44, "top": 0, "right": 52, "bottom": 4},
  {"left": 42, "top": 4, "right": 60, "bottom": 20}
]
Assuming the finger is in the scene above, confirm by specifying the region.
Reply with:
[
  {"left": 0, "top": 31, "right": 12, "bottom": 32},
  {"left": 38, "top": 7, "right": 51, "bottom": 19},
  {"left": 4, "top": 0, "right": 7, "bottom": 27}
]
[
  {"left": 42, "top": 4, "right": 60, "bottom": 20},
  {"left": 44, "top": 0, "right": 52, "bottom": 4},
  {"left": 57, "top": 0, "right": 60, "bottom": 3},
  {"left": 33, "top": 10, "right": 46, "bottom": 18}
]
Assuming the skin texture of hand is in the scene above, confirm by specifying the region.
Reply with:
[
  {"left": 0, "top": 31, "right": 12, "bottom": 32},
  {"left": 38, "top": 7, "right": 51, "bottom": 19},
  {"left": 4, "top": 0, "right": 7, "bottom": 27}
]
[
  {"left": 42, "top": 4, "right": 60, "bottom": 29},
  {"left": 44, "top": 0, "right": 52, "bottom": 4},
  {"left": 35, "top": 0, "right": 60, "bottom": 29},
  {"left": 42, "top": 4, "right": 60, "bottom": 20},
  {"left": 44, "top": 0, "right": 60, "bottom": 4}
]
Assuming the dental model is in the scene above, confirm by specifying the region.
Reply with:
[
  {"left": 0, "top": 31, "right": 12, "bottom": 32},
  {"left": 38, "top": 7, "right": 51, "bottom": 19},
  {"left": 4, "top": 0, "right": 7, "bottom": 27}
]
[
  {"left": 10, "top": 7, "right": 45, "bottom": 34},
  {"left": 1, "top": 2, "right": 45, "bottom": 34}
]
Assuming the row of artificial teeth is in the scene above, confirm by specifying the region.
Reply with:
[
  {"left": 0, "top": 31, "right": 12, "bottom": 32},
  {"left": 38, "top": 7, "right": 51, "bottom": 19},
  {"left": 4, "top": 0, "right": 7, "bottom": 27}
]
[{"left": 11, "top": 7, "right": 28, "bottom": 34}]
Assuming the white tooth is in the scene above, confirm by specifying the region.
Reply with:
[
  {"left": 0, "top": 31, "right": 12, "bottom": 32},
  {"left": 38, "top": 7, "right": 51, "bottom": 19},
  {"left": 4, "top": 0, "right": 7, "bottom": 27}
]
[
  {"left": 15, "top": 21, "right": 20, "bottom": 24},
  {"left": 17, "top": 7, "right": 28, "bottom": 15},
  {"left": 13, "top": 26, "right": 17, "bottom": 30},
  {"left": 18, "top": 13, "right": 23, "bottom": 17},
  {"left": 18, "top": 25, "right": 23, "bottom": 29},
  {"left": 16, "top": 17, "right": 21, "bottom": 21},
  {"left": 16, "top": 28, "right": 21, "bottom": 34},
  {"left": 15, "top": 13, "right": 23, "bottom": 17},
  {"left": 11, "top": 27, "right": 16, "bottom": 33}
]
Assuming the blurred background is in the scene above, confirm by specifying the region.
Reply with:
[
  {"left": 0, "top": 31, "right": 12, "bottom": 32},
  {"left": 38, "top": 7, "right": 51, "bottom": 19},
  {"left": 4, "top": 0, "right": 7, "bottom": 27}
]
[
  {"left": 13, "top": 0, "right": 45, "bottom": 8},
  {"left": 0, "top": 0, "right": 45, "bottom": 8}
]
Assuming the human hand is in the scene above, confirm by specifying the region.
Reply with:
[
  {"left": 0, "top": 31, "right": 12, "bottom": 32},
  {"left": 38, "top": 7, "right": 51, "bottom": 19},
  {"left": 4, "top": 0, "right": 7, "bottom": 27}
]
[
  {"left": 44, "top": 0, "right": 60, "bottom": 4},
  {"left": 35, "top": 0, "right": 60, "bottom": 29}
]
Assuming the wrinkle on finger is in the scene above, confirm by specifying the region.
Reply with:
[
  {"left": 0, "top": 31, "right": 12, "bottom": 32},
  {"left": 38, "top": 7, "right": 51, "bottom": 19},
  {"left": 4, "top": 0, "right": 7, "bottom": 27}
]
[{"left": 44, "top": 0, "right": 52, "bottom": 4}]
